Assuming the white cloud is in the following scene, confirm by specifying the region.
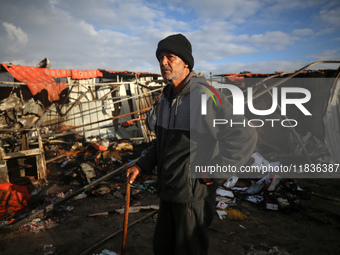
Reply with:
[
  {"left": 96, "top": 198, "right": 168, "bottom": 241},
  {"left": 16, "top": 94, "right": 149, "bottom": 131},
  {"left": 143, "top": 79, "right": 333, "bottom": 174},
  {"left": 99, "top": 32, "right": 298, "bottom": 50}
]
[
  {"left": 307, "top": 49, "right": 340, "bottom": 61},
  {"left": 50, "top": 0, "right": 161, "bottom": 30},
  {"left": 292, "top": 28, "right": 315, "bottom": 37},
  {"left": 2, "top": 22, "right": 28, "bottom": 45},
  {"left": 245, "top": 31, "right": 294, "bottom": 50},
  {"left": 189, "top": 0, "right": 263, "bottom": 23},
  {"left": 319, "top": 5, "right": 340, "bottom": 27}
]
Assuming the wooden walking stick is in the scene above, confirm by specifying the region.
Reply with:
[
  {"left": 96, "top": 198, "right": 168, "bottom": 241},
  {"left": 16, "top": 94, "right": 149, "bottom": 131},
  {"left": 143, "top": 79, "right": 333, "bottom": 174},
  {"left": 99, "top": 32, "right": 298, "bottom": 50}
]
[{"left": 121, "top": 179, "right": 131, "bottom": 255}]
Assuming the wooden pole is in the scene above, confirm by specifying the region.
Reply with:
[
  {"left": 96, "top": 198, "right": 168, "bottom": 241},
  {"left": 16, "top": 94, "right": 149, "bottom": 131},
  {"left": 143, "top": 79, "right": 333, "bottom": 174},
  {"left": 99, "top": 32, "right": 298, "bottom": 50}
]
[{"left": 121, "top": 180, "right": 131, "bottom": 255}]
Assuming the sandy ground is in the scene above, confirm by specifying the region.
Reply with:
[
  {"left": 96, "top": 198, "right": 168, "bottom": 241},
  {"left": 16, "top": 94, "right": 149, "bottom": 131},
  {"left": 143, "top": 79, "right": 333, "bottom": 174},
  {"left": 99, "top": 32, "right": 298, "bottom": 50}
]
[{"left": 1, "top": 165, "right": 340, "bottom": 255}]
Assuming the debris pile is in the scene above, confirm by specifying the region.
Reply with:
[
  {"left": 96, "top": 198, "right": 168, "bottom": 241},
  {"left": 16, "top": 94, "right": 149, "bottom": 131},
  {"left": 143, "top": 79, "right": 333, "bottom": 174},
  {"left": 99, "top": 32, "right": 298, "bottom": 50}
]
[
  {"left": 215, "top": 153, "right": 311, "bottom": 220},
  {"left": 0, "top": 135, "right": 152, "bottom": 232}
]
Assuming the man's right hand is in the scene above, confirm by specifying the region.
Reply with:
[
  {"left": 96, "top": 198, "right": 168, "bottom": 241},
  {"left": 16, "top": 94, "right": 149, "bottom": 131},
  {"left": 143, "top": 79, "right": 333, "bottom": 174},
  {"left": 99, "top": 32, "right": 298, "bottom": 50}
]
[{"left": 126, "top": 165, "right": 141, "bottom": 184}]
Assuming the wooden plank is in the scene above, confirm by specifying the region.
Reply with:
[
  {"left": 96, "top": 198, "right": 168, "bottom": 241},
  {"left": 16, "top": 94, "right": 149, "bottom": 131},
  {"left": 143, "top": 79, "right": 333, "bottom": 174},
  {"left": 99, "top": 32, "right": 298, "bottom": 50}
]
[
  {"left": 3, "top": 148, "right": 41, "bottom": 159},
  {"left": 0, "top": 160, "right": 9, "bottom": 183},
  {"left": 45, "top": 154, "right": 67, "bottom": 164},
  {"left": 36, "top": 127, "right": 47, "bottom": 180}
]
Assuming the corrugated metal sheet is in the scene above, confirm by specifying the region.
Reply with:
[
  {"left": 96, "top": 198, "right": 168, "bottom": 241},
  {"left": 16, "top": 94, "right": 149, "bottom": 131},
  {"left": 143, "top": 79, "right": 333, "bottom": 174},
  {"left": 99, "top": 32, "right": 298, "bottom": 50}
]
[
  {"left": 114, "top": 83, "right": 141, "bottom": 139},
  {"left": 60, "top": 79, "right": 117, "bottom": 138}
]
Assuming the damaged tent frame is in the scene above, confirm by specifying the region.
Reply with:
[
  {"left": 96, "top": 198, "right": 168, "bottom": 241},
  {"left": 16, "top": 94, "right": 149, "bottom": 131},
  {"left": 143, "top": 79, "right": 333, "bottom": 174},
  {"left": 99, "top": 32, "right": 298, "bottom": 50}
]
[
  {"left": 33, "top": 86, "right": 162, "bottom": 143},
  {"left": 208, "top": 60, "right": 340, "bottom": 162},
  {"left": 250, "top": 61, "right": 340, "bottom": 163}
]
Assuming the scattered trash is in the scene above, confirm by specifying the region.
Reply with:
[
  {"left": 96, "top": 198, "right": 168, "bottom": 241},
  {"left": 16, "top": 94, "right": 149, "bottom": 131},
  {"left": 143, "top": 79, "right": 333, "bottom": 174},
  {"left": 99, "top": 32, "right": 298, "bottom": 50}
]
[
  {"left": 265, "top": 203, "right": 279, "bottom": 211},
  {"left": 231, "top": 187, "right": 248, "bottom": 191},
  {"left": 92, "top": 184, "right": 114, "bottom": 196},
  {"left": 223, "top": 175, "right": 239, "bottom": 189},
  {"left": 239, "top": 224, "right": 247, "bottom": 229},
  {"left": 240, "top": 244, "right": 290, "bottom": 255},
  {"left": 216, "top": 210, "right": 228, "bottom": 220},
  {"left": 80, "top": 162, "right": 97, "bottom": 183},
  {"left": 131, "top": 181, "right": 157, "bottom": 194},
  {"left": 216, "top": 201, "right": 228, "bottom": 210},
  {"left": 20, "top": 218, "right": 59, "bottom": 234},
  {"left": 73, "top": 193, "right": 88, "bottom": 200},
  {"left": 216, "top": 188, "right": 234, "bottom": 198},
  {"left": 266, "top": 174, "right": 281, "bottom": 191},
  {"left": 245, "top": 195, "right": 264, "bottom": 204},
  {"left": 43, "top": 244, "right": 56, "bottom": 255},
  {"left": 246, "top": 182, "right": 265, "bottom": 195},
  {"left": 216, "top": 196, "right": 234, "bottom": 203},
  {"left": 66, "top": 206, "right": 74, "bottom": 212}
]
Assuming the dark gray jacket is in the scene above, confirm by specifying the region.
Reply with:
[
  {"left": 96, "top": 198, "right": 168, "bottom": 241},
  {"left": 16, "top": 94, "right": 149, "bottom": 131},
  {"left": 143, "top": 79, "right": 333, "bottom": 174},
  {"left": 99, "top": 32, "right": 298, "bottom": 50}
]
[{"left": 137, "top": 71, "right": 257, "bottom": 203}]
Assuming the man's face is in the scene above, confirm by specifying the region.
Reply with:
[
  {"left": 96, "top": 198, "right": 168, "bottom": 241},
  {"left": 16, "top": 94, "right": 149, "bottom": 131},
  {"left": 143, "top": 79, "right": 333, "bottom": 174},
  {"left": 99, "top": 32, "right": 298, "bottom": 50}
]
[{"left": 158, "top": 52, "right": 189, "bottom": 84}]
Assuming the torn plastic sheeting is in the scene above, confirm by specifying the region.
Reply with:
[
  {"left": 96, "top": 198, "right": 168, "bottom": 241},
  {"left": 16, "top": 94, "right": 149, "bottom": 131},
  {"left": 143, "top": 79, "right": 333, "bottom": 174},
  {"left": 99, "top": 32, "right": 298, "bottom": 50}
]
[
  {"left": 231, "top": 187, "right": 248, "bottom": 191},
  {"left": 323, "top": 78, "right": 340, "bottom": 163},
  {"left": 216, "top": 188, "right": 234, "bottom": 198},
  {"left": 223, "top": 175, "right": 238, "bottom": 189},
  {"left": 0, "top": 182, "right": 31, "bottom": 219},
  {"left": 216, "top": 196, "right": 233, "bottom": 203},
  {"left": 216, "top": 210, "right": 228, "bottom": 220}
]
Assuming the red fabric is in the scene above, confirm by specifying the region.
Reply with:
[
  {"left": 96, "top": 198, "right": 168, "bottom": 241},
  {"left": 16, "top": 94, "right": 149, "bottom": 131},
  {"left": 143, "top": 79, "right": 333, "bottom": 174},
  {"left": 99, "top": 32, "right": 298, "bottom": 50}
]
[
  {"left": 226, "top": 76, "right": 245, "bottom": 85},
  {"left": 88, "top": 144, "right": 107, "bottom": 151},
  {"left": 122, "top": 117, "right": 145, "bottom": 128},
  {"left": 2, "top": 64, "right": 103, "bottom": 102},
  {"left": 0, "top": 182, "right": 31, "bottom": 219},
  {"left": 224, "top": 73, "right": 272, "bottom": 85}
]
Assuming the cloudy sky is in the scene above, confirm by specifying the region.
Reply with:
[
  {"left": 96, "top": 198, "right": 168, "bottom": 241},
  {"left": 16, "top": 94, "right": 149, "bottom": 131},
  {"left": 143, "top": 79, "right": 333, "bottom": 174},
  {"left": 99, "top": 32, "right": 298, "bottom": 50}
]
[{"left": 1, "top": 0, "right": 339, "bottom": 75}]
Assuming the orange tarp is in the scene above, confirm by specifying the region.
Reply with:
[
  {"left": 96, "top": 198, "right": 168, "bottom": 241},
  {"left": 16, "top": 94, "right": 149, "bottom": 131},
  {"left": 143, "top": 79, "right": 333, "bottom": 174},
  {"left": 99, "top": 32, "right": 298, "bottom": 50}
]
[
  {"left": 0, "top": 182, "right": 31, "bottom": 219},
  {"left": 2, "top": 64, "right": 103, "bottom": 102}
]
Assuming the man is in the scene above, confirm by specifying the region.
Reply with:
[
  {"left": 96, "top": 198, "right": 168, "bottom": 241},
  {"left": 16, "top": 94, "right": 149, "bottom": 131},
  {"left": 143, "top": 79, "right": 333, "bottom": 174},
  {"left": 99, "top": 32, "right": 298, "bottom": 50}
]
[{"left": 127, "top": 34, "right": 257, "bottom": 254}]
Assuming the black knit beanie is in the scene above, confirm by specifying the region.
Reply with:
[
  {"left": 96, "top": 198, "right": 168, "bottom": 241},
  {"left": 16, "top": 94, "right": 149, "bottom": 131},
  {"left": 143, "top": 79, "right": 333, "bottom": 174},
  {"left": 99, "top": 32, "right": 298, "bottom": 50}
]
[{"left": 156, "top": 34, "right": 194, "bottom": 70}]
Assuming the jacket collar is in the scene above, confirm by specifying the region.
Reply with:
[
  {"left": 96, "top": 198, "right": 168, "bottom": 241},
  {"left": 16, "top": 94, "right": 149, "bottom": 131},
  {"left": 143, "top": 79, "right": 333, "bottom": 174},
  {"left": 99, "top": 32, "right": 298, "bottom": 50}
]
[{"left": 163, "top": 70, "right": 197, "bottom": 101}]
